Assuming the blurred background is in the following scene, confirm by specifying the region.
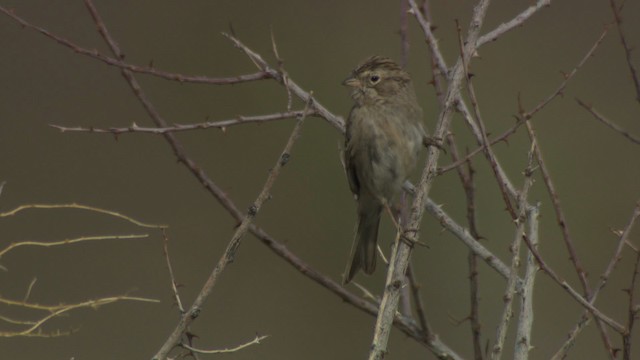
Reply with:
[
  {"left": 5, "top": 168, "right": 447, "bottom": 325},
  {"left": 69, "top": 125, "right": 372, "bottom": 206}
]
[{"left": 1, "top": 0, "right": 639, "bottom": 359}]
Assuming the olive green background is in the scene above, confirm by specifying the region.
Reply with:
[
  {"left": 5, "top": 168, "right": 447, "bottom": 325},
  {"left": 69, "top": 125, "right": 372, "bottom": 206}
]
[{"left": 1, "top": 1, "right": 639, "bottom": 359}]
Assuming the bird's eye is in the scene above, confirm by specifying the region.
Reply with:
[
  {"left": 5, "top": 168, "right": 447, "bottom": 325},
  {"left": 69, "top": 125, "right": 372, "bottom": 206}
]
[{"left": 369, "top": 75, "right": 380, "bottom": 83}]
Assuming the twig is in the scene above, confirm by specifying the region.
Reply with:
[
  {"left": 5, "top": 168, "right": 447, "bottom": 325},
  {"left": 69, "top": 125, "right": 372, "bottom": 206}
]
[
  {"left": 623, "top": 242, "right": 640, "bottom": 360},
  {"left": 446, "top": 128, "right": 483, "bottom": 360},
  {"left": 438, "top": 118, "right": 523, "bottom": 175},
  {"left": 522, "top": 236, "right": 626, "bottom": 334},
  {"left": 50, "top": 110, "right": 318, "bottom": 135},
  {"left": 455, "top": 18, "right": 517, "bottom": 220},
  {"left": 607, "top": 0, "right": 640, "bottom": 103},
  {"left": 406, "top": 261, "right": 432, "bottom": 337},
  {"left": 594, "top": 202, "right": 640, "bottom": 306},
  {"left": 0, "top": 234, "right": 148, "bottom": 259},
  {"left": 477, "top": 0, "right": 552, "bottom": 46},
  {"left": 270, "top": 28, "right": 292, "bottom": 111},
  {"left": 23, "top": 278, "right": 37, "bottom": 302},
  {"left": 181, "top": 334, "right": 268, "bottom": 354},
  {"left": 419, "top": 0, "right": 447, "bottom": 106},
  {"left": 0, "top": 203, "right": 166, "bottom": 228},
  {"left": 222, "top": 32, "right": 345, "bottom": 132},
  {"left": 368, "top": 2, "right": 492, "bottom": 359},
  {"left": 161, "top": 229, "right": 184, "bottom": 313},
  {"left": 419, "top": 196, "right": 519, "bottom": 285},
  {"left": 408, "top": 0, "right": 448, "bottom": 77},
  {"left": 399, "top": 0, "right": 410, "bottom": 68},
  {"left": 524, "top": 28, "right": 608, "bottom": 120},
  {"left": 576, "top": 99, "right": 640, "bottom": 145},
  {"left": 0, "top": 6, "right": 271, "bottom": 86},
  {"left": 0, "top": 295, "right": 158, "bottom": 338}
]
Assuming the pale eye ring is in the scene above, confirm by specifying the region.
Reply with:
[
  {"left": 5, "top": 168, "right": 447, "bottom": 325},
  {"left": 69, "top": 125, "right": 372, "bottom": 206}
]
[{"left": 369, "top": 74, "right": 380, "bottom": 83}]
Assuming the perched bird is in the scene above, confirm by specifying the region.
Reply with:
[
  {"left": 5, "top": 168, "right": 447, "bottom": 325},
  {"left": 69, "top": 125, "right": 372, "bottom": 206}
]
[{"left": 342, "top": 56, "right": 426, "bottom": 284}]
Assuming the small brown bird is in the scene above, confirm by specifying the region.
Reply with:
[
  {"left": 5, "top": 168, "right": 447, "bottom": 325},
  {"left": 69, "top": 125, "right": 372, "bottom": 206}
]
[{"left": 342, "top": 56, "right": 425, "bottom": 284}]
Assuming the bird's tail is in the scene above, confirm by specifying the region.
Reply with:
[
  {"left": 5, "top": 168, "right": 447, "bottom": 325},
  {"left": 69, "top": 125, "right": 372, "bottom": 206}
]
[{"left": 344, "top": 197, "right": 382, "bottom": 284}]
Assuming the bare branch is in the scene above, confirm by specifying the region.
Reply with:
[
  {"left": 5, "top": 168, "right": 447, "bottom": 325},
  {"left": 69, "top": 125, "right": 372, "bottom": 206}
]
[
  {"left": 576, "top": 99, "right": 640, "bottom": 145},
  {"left": 445, "top": 120, "right": 483, "bottom": 360},
  {"left": 408, "top": 0, "right": 448, "bottom": 76},
  {"left": 50, "top": 110, "right": 318, "bottom": 135},
  {"left": 399, "top": 0, "right": 410, "bottom": 68},
  {"left": 623, "top": 240, "right": 640, "bottom": 360},
  {"left": 406, "top": 262, "right": 432, "bottom": 337},
  {"left": 0, "top": 295, "right": 158, "bottom": 338},
  {"left": 477, "top": 0, "right": 552, "bottom": 46},
  {"left": 514, "top": 204, "right": 540, "bottom": 360},
  {"left": 181, "top": 334, "right": 268, "bottom": 355},
  {"left": 0, "top": 203, "right": 166, "bottom": 228},
  {"left": 455, "top": 18, "right": 517, "bottom": 220},
  {"left": 594, "top": 202, "right": 640, "bottom": 306},
  {"left": 0, "top": 234, "right": 148, "bottom": 259},
  {"left": 524, "top": 28, "right": 608, "bottom": 119},
  {"left": 161, "top": 229, "right": 184, "bottom": 314},
  {"left": 222, "top": 32, "right": 345, "bottom": 132},
  {"left": 0, "top": 6, "right": 270, "bottom": 85},
  {"left": 607, "top": 0, "right": 640, "bottom": 103},
  {"left": 523, "top": 237, "right": 626, "bottom": 334}
]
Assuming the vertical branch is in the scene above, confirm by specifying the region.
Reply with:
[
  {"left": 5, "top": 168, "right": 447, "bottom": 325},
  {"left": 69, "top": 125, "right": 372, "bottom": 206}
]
[
  {"left": 420, "top": 0, "right": 447, "bottom": 106},
  {"left": 468, "top": 251, "right": 483, "bottom": 359},
  {"left": 607, "top": 0, "right": 640, "bottom": 103},
  {"left": 399, "top": 0, "right": 410, "bottom": 68},
  {"left": 446, "top": 134, "right": 484, "bottom": 360},
  {"left": 514, "top": 204, "right": 540, "bottom": 360},
  {"left": 162, "top": 230, "right": 185, "bottom": 314},
  {"left": 405, "top": 261, "right": 432, "bottom": 337},
  {"left": 463, "top": 157, "right": 484, "bottom": 360},
  {"left": 409, "top": 0, "right": 448, "bottom": 82},
  {"left": 492, "top": 143, "right": 536, "bottom": 360}
]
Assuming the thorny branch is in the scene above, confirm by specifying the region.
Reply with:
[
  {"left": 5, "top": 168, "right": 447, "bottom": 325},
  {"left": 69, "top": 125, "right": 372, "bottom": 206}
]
[
  {"left": 607, "top": 0, "right": 640, "bottom": 103},
  {"left": 576, "top": 99, "right": 640, "bottom": 145},
  {"left": 51, "top": 110, "right": 319, "bottom": 135},
  {"left": 2, "top": 0, "right": 638, "bottom": 359}
]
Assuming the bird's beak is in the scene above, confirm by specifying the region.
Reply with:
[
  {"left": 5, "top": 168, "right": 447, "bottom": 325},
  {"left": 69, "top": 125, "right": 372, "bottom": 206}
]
[{"left": 342, "top": 77, "right": 360, "bottom": 88}]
